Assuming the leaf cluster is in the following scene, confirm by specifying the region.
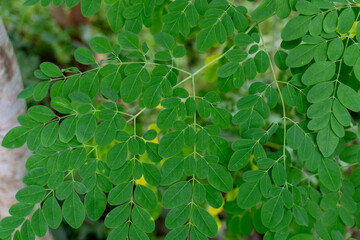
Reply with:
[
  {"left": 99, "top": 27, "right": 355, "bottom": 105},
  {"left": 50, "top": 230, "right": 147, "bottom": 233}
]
[{"left": 2, "top": 0, "right": 360, "bottom": 239}]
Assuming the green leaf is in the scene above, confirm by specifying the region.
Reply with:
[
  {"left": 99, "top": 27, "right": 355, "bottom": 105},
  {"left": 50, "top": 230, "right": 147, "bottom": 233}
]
[
  {"left": 65, "top": 0, "right": 80, "bottom": 8},
  {"left": 131, "top": 205, "right": 155, "bottom": 233},
  {"left": 143, "top": 84, "right": 162, "bottom": 109},
  {"left": 301, "top": 61, "right": 336, "bottom": 85},
  {"left": 307, "top": 99, "right": 332, "bottom": 119},
  {"left": 192, "top": 206, "right": 217, "bottom": 237},
  {"left": 28, "top": 105, "right": 55, "bottom": 122},
  {"left": 79, "top": 72, "right": 100, "bottom": 99},
  {"left": 107, "top": 142, "right": 128, "bottom": 169},
  {"left": 70, "top": 90, "right": 92, "bottom": 104},
  {"left": 165, "top": 204, "right": 191, "bottom": 229},
  {"left": 0, "top": 216, "right": 24, "bottom": 230},
  {"left": 234, "top": 33, "right": 254, "bottom": 47},
  {"left": 190, "top": 227, "right": 208, "bottom": 240},
  {"left": 208, "top": 136, "right": 232, "bottom": 163},
  {"left": 344, "top": 44, "right": 360, "bottom": 67},
  {"left": 107, "top": 224, "right": 128, "bottom": 240},
  {"left": 107, "top": 1, "right": 124, "bottom": 32},
  {"left": 274, "top": 50, "right": 288, "bottom": 70},
  {"left": 254, "top": 50, "right": 269, "bottom": 73},
  {"left": 104, "top": 204, "right": 130, "bottom": 228},
  {"left": 120, "top": 74, "right": 142, "bottom": 103},
  {"left": 142, "top": 163, "right": 161, "bottom": 186},
  {"left": 287, "top": 124, "right": 304, "bottom": 150},
  {"left": 293, "top": 205, "right": 308, "bottom": 226},
  {"left": 195, "top": 129, "right": 209, "bottom": 150},
  {"left": 196, "top": 27, "right": 216, "bottom": 52},
  {"left": 143, "top": 129, "right": 157, "bottom": 141},
  {"left": 228, "top": 148, "right": 252, "bottom": 171},
  {"left": 289, "top": 234, "right": 317, "bottom": 240},
  {"left": 281, "top": 16, "right": 311, "bottom": 41},
  {"left": 272, "top": 163, "right": 286, "bottom": 186},
  {"left": 129, "top": 224, "right": 149, "bottom": 240},
  {"left": 40, "top": 62, "right": 62, "bottom": 78},
  {"left": 48, "top": 172, "right": 64, "bottom": 189},
  {"left": 134, "top": 185, "right": 158, "bottom": 210},
  {"left": 123, "top": 3, "right": 143, "bottom": 19},
  {"left": 307, "top": 82, "right": 334, "bottom": 103},
  {"left": 309, "top": 14, "right": 323, "bottom": 36},
  {"left": 157, "top": 108, "right": 177, "bottom": 130},
  {"left": 162, "top": 181, "right": 191, "bottom": 209},
  {"left": 16, "top": 186, "right": 46, "bottom": 204},
  {"left": 210, "top": 107, "right": 232, "bottom": 129},
  {"left": 85, "top": 186, "right": 107, "bottom": 221},
  {"left": 236, "top": 181, "right": 261, "bottom": 209},
  {"left": 89, "top": 36, "right": 112, "bottom": 53},
  {"left": 197, "top": 99, "right": 211, "bottom": 118},
  {"left": 76, "top": 113, "right": 97, "bottom": 143},
  {"left": 94, "top": 120, "right": 116, "bottom": 146},
  {"left": 108, "top": 182, "right": 132, "bottom": 205},
  {"left": 327, "top": 38, "right": 344, "bottom": 61},
  {"left": 51, "top": 97, "right": 73, "bottom": 114},
  {"left": 282, "top": 85, "right": 297, "bottom": 107},
  {"left": 56, "top": 181, "right": 73, "bottom": 200},
  {"left": 59, "top": 116, "right": 76, "bottom": 143},
  {"left": 261, "top": 196, "right": 284, "bottom": 228},
  {"left": 337, "top": 83, "right": 360, "bottom": 112},
  {"left": 154, "top": 32, "right": 175, "bottom": 50},
  {"left": 208, "top": 163, "right": 233, "bottom": 192},
  {"left": 69, "top": 147, "right": 86, "bottom": 169},
  {"left": 339, "top": 207, "right": 354, "bottom": 226},
  {"left": 218, "top": 62, "right": 239, "bottom": 78},
  {"left": 33, "top": 81, "right": 50, "bottom": 102},
  {"left": 9, "top": 203, "right": 34, "bottom": 218},
  {"left": 173, "top": 46, "right": 186, "bottom": 58},
  {"left": 323, "top": 10, "right": 338, "bottom": 33},
  {"left": 20, "top": 220, "right": 35, "bottom": 240},
  {"left": 159, "top": 131, "right": 184, "bottom": 158},
  {"left": 17, "top": 84, "right": 36, "bottom": 99},
  {"left": 40, "top": 122, "right": 58, "bottom": 147},
  {"left": 251, "top": 0, "right": 276, "bottom": 22},
  {"left": 319, "top": 158, "right": 341, "bottom": 191},
  {"left": 42, "top": 196, "right": 62, "bottom": 229},
  {"left": 118, "top": 31, "right": 139, "bottom": 49},
  {"left": 205, "top": 185, "right": 223, "bottom": 208},
  {"left": 81, "top": 0, "right": 101, "bottom": 17},
  {"left": 286, "top": 44, "right": 317, "bottom": 68},
  {"left": 30, "top": 209, "right": 47, "bottom": 237},
  {"left": 164, "top": 226, "right": 189, "bottom": 240},
  {"left": 53, "top": 0, "right": 64, "bottom": 7},
  {"left": 244, "top": 58, "right": 257, "bottom": 80},
  {"left": 225, "top": 49, "right": 248, "bottom": 63},
  {"left": 160, "top": 157, "right": 184, "bottom": 186},
  {"left": 128, "top": 137, "right": 139, "bottom": 154},
  {"left": 333, "top": 99, "right": 351, "bottom": 127},
  {"left": 1, "top": 126, "right": 30, "bottom": 149},
  {"left": 317, "top": 125, "right": 339, "bottom": 157},
  {"left": 23, "top": 167, "right": 49, "bottom": 186},
  {"left": 62, "top": 192, "right": 85, "bottom": 229},
  {"left": 74, "top": 47, "right": 96, "bottom": 65},
  {"left": 295, "top": 0, "right": 319, "bottom": 15}
]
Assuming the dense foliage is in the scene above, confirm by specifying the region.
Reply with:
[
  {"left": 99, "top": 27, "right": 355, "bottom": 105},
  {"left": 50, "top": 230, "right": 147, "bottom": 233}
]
[{"left": 2, "top": 0, "right": 360, "bottom": 239}]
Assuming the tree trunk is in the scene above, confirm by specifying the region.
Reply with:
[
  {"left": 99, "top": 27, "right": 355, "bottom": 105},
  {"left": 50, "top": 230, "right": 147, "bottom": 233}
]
[{"left": 0, "top": 17, "right": 53, "bottom": 239}]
